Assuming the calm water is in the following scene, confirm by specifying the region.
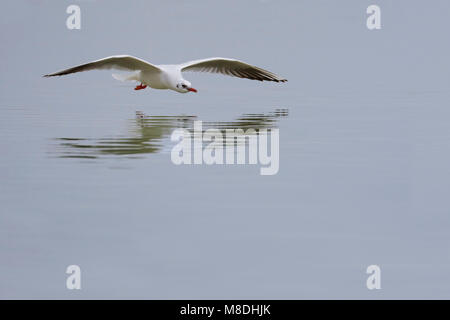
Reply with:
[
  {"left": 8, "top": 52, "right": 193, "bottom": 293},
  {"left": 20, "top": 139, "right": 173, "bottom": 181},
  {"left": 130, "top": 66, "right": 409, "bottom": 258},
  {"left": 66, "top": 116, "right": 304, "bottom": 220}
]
[{"left": 1, "top": 1, "right": 450, "bottom": 299}]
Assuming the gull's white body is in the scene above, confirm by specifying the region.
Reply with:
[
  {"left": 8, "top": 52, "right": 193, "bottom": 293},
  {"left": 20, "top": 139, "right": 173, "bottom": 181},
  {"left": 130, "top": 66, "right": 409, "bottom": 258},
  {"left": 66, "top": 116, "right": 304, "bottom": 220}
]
[
  {"left": 138, "top": 64, "right": 183, "bottom": 90},
  {"left": 44, "top": 55, "right": 287, "bottom": 94}
]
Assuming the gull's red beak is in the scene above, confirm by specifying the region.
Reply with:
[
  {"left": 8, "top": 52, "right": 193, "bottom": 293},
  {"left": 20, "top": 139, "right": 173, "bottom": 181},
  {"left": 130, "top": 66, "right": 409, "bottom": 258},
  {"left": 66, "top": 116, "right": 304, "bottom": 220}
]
[{"left": 188, "top": 87, "right": 197, "bottom": 93}]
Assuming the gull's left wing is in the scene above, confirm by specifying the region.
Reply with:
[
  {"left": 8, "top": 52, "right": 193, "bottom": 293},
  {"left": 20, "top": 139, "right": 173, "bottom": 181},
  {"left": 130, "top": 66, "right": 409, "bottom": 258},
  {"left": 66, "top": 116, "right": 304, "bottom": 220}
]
[{"left": 180, "top": 57, "right": 287, "bottom": 83}]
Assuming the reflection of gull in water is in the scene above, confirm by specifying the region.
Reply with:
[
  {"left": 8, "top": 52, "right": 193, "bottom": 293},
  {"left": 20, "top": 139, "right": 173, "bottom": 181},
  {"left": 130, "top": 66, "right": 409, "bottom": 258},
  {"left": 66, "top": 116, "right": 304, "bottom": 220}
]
[{"left": 54, "top": 109, "right": 288, "bottom": 159}]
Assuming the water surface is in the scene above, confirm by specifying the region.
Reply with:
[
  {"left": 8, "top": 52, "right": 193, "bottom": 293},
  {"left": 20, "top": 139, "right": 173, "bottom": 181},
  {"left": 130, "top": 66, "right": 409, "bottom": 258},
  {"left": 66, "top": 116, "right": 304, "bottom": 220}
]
[{"left": 1, "top": 0, "right": 450, "bottom": 299}]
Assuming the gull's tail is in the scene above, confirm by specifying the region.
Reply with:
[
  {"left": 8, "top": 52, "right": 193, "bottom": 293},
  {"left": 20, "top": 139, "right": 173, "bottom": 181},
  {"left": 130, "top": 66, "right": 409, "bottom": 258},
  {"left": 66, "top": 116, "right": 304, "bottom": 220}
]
[{"left": 112, "top": 71, "right": 140, "bottom": 82}]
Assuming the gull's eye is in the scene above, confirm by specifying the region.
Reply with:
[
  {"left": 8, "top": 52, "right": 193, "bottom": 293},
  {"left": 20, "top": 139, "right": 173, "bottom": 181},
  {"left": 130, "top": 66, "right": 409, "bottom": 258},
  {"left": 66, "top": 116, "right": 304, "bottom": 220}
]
[{"left": 181, "top": 84, "right": 187, "bottom": 88}]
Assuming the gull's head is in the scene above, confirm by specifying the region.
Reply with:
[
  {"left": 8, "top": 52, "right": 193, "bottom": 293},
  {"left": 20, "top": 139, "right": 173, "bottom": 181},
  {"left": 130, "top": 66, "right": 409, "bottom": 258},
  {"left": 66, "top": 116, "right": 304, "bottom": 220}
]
[{"left": 176, "top": 80, "right": 197, "bottom": 93}]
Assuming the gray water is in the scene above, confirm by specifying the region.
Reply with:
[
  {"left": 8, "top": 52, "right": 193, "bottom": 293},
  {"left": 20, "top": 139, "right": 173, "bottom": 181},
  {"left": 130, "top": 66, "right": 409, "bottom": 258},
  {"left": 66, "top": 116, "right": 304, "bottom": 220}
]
[{"left": 1, "top": 0, "right": 450, "bottom": 299}]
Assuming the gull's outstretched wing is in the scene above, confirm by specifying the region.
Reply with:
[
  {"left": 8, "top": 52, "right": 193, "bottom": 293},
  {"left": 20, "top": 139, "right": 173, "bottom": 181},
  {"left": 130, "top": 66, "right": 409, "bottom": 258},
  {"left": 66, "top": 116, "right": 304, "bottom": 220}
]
[
  {"left": 180, "top": 57, "right": 287, "bottom": 82},
  {"left": 43, "top": 55, "right": 161, "bottom": 77}
]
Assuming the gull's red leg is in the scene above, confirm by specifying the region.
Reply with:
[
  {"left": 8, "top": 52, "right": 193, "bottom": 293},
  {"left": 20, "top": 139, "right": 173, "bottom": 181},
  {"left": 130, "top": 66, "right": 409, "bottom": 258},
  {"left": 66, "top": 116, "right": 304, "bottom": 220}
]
[{"left": 134, "top": 83, "right": 147, "bottom": 90}]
